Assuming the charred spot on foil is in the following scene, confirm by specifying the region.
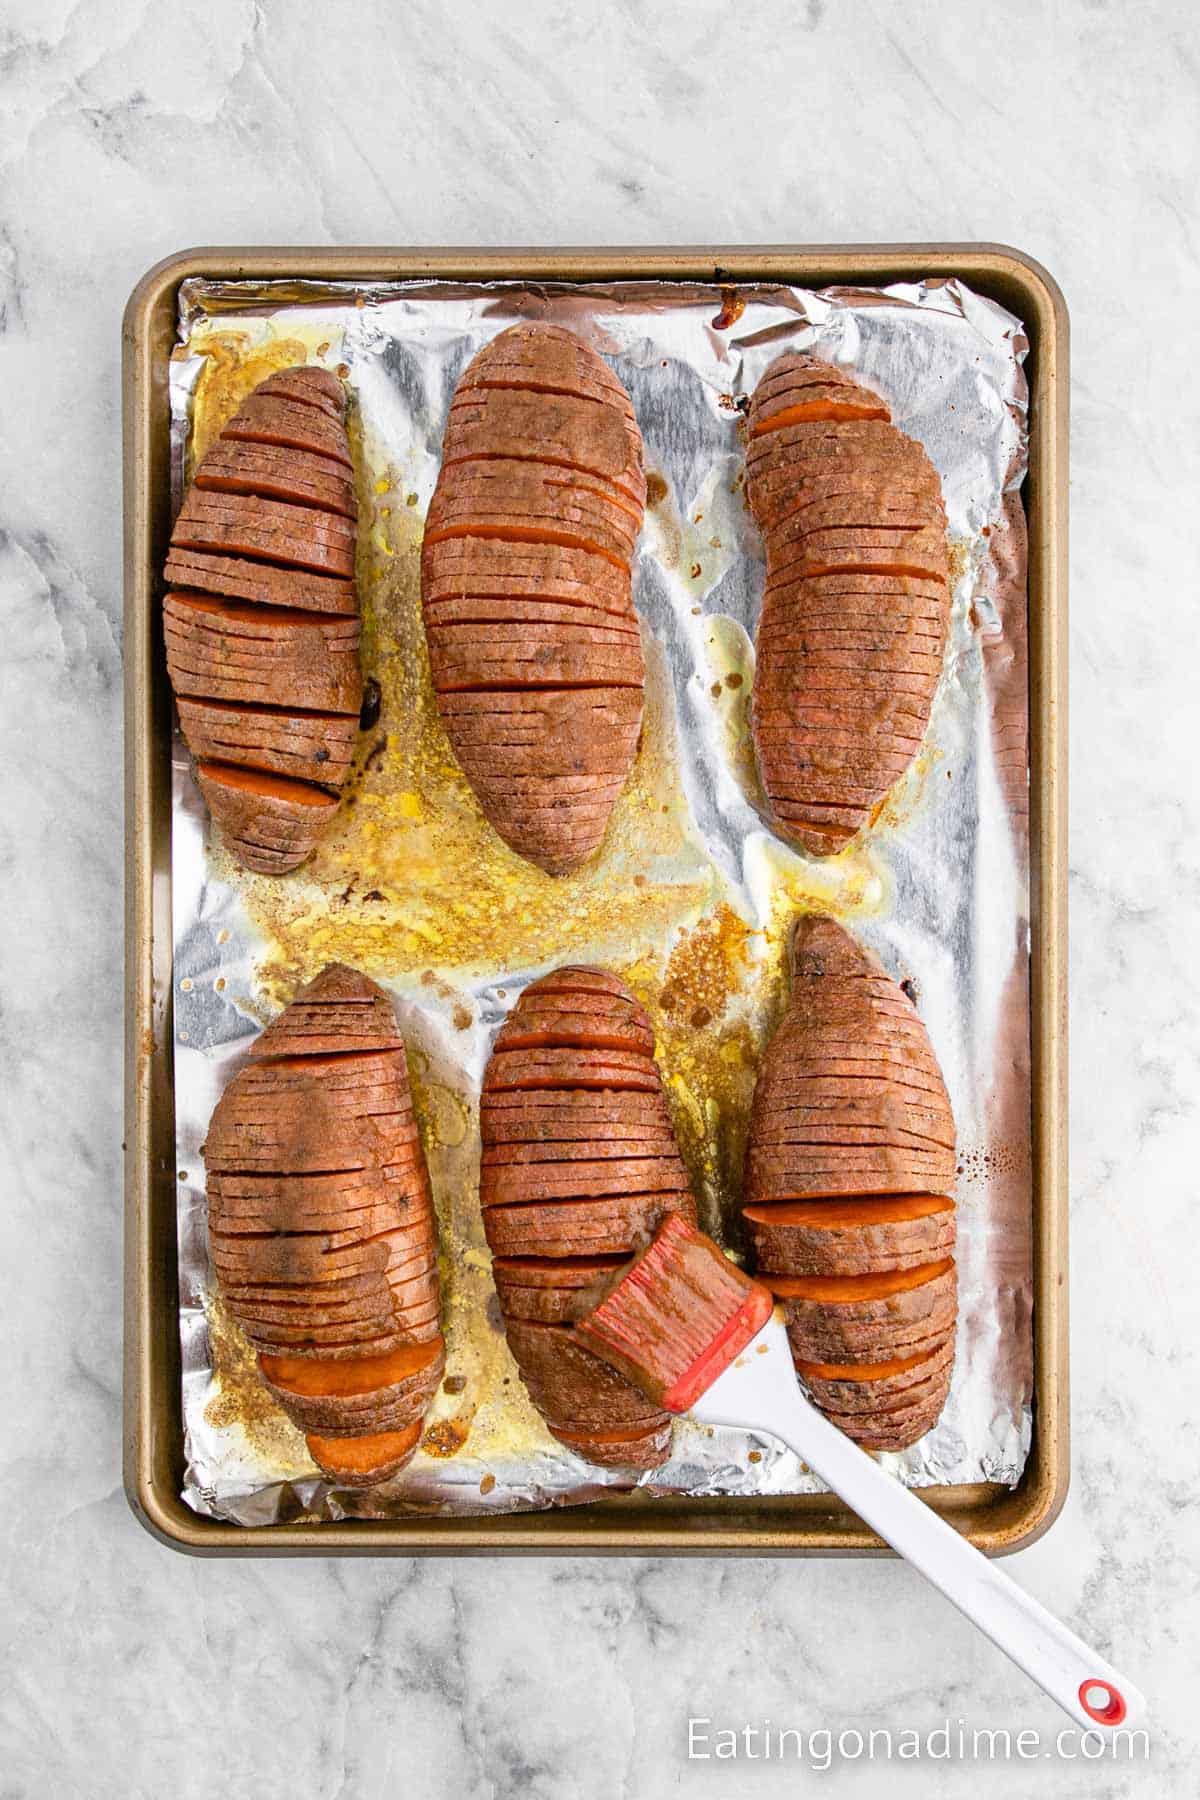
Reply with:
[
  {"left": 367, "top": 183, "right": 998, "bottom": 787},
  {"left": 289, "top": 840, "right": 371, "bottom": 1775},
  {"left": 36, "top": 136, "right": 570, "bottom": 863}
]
[{"left": 359, "top": 677, "right": 382, "bottom": 732}]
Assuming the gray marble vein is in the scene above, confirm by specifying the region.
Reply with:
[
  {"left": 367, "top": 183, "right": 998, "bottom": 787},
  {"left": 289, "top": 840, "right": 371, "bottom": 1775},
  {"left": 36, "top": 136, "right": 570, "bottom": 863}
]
[{"left": 0, "top": 0, "right": 1197, "bottom": 1793}]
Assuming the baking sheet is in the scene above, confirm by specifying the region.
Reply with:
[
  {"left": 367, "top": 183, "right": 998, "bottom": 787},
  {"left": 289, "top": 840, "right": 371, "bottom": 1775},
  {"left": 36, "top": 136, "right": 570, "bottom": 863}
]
[{"left": 168, "top": 276, "right": 1032, "bottom": 1525}]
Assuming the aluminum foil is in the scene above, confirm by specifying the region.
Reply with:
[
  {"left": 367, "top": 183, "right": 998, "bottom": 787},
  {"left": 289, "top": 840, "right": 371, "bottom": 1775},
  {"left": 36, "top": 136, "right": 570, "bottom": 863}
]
[{"left": 169, "top": 275, "right": 1032, "bottom": 1525}]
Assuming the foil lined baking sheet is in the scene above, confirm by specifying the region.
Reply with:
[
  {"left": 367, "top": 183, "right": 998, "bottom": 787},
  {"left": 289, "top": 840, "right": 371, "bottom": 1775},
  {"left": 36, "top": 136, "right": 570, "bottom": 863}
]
[{"left": 170, "top": 275, "right": 1033, "bottom": 1525}]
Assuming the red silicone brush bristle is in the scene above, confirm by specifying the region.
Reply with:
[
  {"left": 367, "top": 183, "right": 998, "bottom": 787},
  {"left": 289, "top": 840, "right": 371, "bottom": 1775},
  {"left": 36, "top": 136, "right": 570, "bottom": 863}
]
[{"left": 574, "top": 1212, "right": 774, "bottom": 1412}]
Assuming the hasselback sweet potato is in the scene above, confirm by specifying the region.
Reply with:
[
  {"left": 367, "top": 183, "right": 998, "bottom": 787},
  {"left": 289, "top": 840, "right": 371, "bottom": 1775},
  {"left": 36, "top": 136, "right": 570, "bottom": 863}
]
[
  {"left": 164, "top": 367, "right": 363, "bottom": 874},
  {"left": 421, "top": 326, "right": 646, "bottom": 874},
  {"left": 480, "top": 966, "right": 696, "bottom": 1468},
  {"left": 742, "top": 916, "right": 957, "bottom": 1450},
  {"left": 745, "top": 355, "right": 950, "bottom": 856},
  {"left": 204, "top": 964, "right": 443, "bottom": 1485}
]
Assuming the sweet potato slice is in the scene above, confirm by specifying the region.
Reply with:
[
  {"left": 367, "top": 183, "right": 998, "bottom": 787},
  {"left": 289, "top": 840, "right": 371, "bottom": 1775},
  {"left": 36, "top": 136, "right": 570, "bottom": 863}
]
[
  {"left": 743, "top": 1195, "right": 956, "bottom": 1275},
  {"left": 422, "top": 325, "right": 645, "bottom": 872},
  {"left": 746, "top": 352, "right": 950, "bottom": 853},
  {"left": 444, "top": 385, "right": 646, "bottom": 501},
  {"left": 483, "top": 1193, "right": 691, "bottom": 1258},
  {"left": 223, "top": 393, "right": 353, "bottom": 465},
  {"left": 197, "top": 763, "right": 338, "bottom": 874},
  {"left": 491, "top": 1255, "right": 623, "bottom": 1324},
  {"left": 552, "top": 1420, "right": 674, "bottom": 1469},
  {"left": 742, "top": 918, "right": 957, "bottom": 1447},
  {"left": 784, "top": 1275, "right": 957, "bottom": 1363},
  {"left": 797, "top": 1331, "right": 954, "bottom": 1412},
  {"left": 197, "top": 443, "right": 357, "bottom": 517},
  {"left": 457, "top": 321, "right": 636, "bottom": 412},
  {"left": 164, "top": 549, "right": 357, "bottom": 616},
  {"left": 163, "top": 592, "right": 362, "bottom": 714},
  {"left": 204, "top": 966, "right": 444, "bottom": 1469},
  {"left": 176, "top": 698, "right": 357, "bottom": 789},
  {"left": 422, "top": 535, "right": 634, "bottom": 617},
  {"left": 172, "top": 489, "right": 357, "bottom": 578},
  {"left": 255, "top": 365, "right": 345, "bottom": 417},
  {"left": 505, "top": 1320, "right": 666, "bottom": 1429},
  {"left": 305, "top": 1422, "right": 423, "bottom": 1486},
  {"left": 483, "top": 1156, "right": 694, "bottom": 1207}
]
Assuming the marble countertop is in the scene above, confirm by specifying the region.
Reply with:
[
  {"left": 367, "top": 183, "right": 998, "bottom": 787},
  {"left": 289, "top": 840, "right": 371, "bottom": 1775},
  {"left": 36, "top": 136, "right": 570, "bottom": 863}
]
[{"left": 1, "top": 0, "right": 1195, "bottom": 1793}]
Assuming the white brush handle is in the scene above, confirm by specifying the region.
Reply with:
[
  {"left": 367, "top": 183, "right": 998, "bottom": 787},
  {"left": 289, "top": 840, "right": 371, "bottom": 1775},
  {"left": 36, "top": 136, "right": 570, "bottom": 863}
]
[{"left": 694, "top": 1317, "right": 1143, "bottom": 1735}]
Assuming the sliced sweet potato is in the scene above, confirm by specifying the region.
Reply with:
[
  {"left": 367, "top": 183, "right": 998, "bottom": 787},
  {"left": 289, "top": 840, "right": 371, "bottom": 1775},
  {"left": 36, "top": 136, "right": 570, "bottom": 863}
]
[
  {"left": 505, "top": 1320, "right": 665, "bottom": 1429},
  {"left": 204, "top": 966, "right": 443, "bottom": 1471},
  {"left": 457, "top": 322, "right": 636, "bottom": 410},
  {"left": 164, "top": 549, "right": 357, "bottom": 616},
  {"left": 176, "top": 697, "right": 357, "bottom": 789},
  {"left": 491, "top": 1254, "right": 624, "bottom": 1323},
  {"left": 163, "top": 592, "right": 361, "bottom": 712},
  {"left": 422, "top": 325, "right": 645, "bottom": 872},
  {"left": 746, "top": 352, "right": 950, "bottom": 854},
  {"left": 197, "top": 443, "right": 357, "bottom": 517},
  {"left": 255, "top": 365, "right": 345, "bottom": 416},
  {"left": 743, "top": 1195, "right": 955, "bottom": 1275},
  {"left": 552, "top": 1419, "right": 673, "bottom": 1469},
  {"left": 444, "top": 385, "right": 645, "bottom": 501},
  {"left": 480, "top": 967, "right": 697, "bottom": 1468},
  {"left": 742, "top": 918, "right": 957, "bottom": 1448},
  {"left": 305, "top": 1421, "right": 423, "bottom": 1486},
  {"left": 422, "top": 535, "right": 634, "bottom": 617},
  {"left": 164, "top": 366, "right": 361, "bottom": 873},
  {"left": 797, "top": 1331, "right": 954, "bottom": 1412},
  {"left": 483, "top": 1193, "right": 691, "bottom": 1259},
  {"left": 196, "top": 763, "right": 338, "bottom": 875},
  {"left": 482, "top": 1155, "right": 694, "bottom": 1208},
  {"left": 222, "top": 392, "right": 353, "bottom": 465}
]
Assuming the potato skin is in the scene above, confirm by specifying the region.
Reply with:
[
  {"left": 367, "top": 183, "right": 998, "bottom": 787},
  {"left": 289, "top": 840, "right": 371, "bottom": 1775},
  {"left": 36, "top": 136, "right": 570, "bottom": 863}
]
[
  {"left": 480, "top": 967, "right": 696, "bottom": 1469},
  {"left": 204, "top": 965, "right": 443, "bottom": 1485},
  {"left": 746, "top": 354, "right": 950, "bottom": 856},
  {"left": 421, "top": 325, "right": 646, "bottom": 875},
  {"left": 743, "top": 916, "right": 957, "bottom": 1449},
  {"left": 163, "top": 366, "right": 362, "bottom": 874}
]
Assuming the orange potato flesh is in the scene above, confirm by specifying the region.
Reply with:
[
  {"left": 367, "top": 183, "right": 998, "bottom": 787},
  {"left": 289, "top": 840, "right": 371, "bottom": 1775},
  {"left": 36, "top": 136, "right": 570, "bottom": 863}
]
[
  {"left": 196, "top": 759, "right": 337, "bottom": 805},
  {"left": 261, "top": 1340, "right": 439, "bottom": 1399},
  {"left": 743, "top": 1195, "right": 953, "bottom": 1228},
  {"left": 752, "top": 400, "right": 890, "bottom": 434},
  {"left": 794, "top": 1345, "right": 937, "bottom": 1381},
  {"left": 165, "top": 589, "right": 328, "bottom": 629},
  {"left": 305, "top": 1421, "right": 421, "bottom": 1475},
  {"left": 765, "top": 1255, "right": 955, "bottom": 1304}
]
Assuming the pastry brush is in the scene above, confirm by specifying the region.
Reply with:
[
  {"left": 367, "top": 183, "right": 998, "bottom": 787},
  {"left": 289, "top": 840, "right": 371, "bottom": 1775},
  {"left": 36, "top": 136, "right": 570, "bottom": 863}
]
[{"left": 576, "top": 1213, "right": 1143, "bottom": 1735}]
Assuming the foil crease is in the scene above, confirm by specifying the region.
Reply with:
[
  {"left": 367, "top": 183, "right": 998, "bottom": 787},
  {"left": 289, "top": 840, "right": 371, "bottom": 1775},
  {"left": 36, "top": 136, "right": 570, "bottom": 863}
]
[{"left": 169, "top": 276, "right": 1032, "bottom": 1525}]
